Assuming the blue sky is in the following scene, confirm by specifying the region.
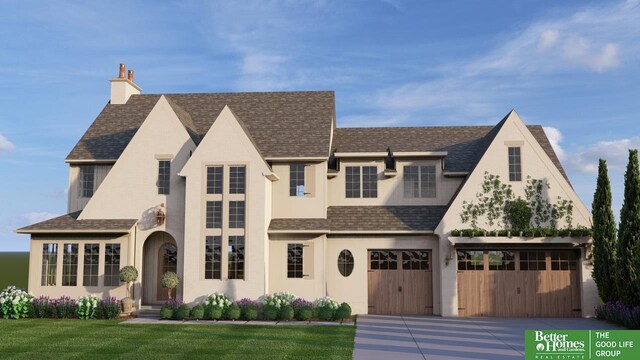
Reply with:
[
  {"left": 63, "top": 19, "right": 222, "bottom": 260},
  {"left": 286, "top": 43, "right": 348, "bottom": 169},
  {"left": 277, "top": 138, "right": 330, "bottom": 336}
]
[{"left": 1, "top": 0, "right": 639, "bottom": 251}]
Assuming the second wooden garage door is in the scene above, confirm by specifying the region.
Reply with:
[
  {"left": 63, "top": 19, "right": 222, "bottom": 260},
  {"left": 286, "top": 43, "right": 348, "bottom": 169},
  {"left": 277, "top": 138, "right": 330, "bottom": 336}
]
[
  {"left": 368, "top": 250, "right": 433, "bottom": 315},
  {"left": 457, "top": 249, "right": 581, "bottom": 317}
]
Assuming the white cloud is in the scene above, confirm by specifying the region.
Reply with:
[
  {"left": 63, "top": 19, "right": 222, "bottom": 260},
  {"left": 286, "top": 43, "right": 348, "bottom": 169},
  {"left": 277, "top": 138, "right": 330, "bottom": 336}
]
[
  {"left": 537, "top": 29, "right": 559, "bottom": 52},
  {"left": 543, "top": 126, "right": 565, "bottom": 161},
  {"left": 23, "top": 212, "right": 59, "bottom": 224},
  {"left": 562, "top": 37, "right": 619, "bottom": 72},
  {"left": 0, "top": 132, "right": 15, "bottom": 153}
]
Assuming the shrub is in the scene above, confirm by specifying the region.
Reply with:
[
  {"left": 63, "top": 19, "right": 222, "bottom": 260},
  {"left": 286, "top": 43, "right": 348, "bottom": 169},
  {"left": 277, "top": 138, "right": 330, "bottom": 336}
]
[
  {"left": 204, "top": 293, "right": 232, "bottom": 314},
  {"left": 0, "top": 286, "right": 33, "bottom": 319},
  {"left": 77, "top": 295, "right": 100, "bottom": 320},
  {"left": 317, "top": 305, "right": 335, "bottom": 321},
  {"left": 522, "top": 228, "right": 534, "bottom": 237},
  {"left": 315, "top": 297, "right": 340, "bottom": 321},
  {"left": 30, "top": 296, "right": 54, "bottom": 318},
  {"left": 161, "top": 272, "right": 180, "bottom": 300},
  {"left": 262, "top": 304, "right": 279, "bottom": 321},
  {"left": 262, "top": 291, "right": 296, "bottom": 310},
  {"left": 296, "top": 305, "right": 313, "bottom": 321},
  {"left": 204, "top": 306, "right": 223, "bottom": 320},
  {"left": 160, "top": 306, "right": 173, "bottom": 320},
  {"left": 461, "top": 229, "right": 474, "bottom": 237},
  {"left": 497, "top": 229, "right": 509, "bottom": 237},
  {"left": 291, "top": 298, "right": 313, "bottom": 320},
  {"left": 504, "top": 198, "right": 531, "bottom": 231},
  {"left": 99, "top": 297, "right": 122, "bottom": 319},
  {"left": 119, "top": 266, "right": 138, "bottom": 298},
  {"left": 174, "top": 304, "right": 190, "bottom": 320},
  {"left": 335, "top": 303, "right": 352, "bottom": 321},
  {"left": 241, "top": 305, "right": 259, "bottom": 321},
  {"left": 54, "top": 296, "right": 76, "bottom": 319},
  {"left": 450, "top": 229, "right": 461, "bottom": 236},
  {"left": 279, "top": 305, "right": 294, "bottom": 321},
  {"left": 191, "top": 305, "right": 205, "bottom": 320},
  {"left": 595, "top": 301, "right": 640, "bottom": 329},
  {"left": 224, "top": 304, "right": 241, "bottom": 320}
]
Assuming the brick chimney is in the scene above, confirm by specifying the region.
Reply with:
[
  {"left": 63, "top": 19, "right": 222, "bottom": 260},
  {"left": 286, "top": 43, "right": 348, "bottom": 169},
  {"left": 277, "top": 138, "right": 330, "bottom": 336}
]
[{"left": 110, "top": 63, "right": 141, "bottom": 104}]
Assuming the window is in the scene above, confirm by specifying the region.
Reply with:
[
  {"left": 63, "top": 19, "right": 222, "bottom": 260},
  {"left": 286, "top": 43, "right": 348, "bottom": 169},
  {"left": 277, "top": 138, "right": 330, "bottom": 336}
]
[
  {"left": 550, "top": 251, "right": 578, "bottom": 271},
  {"left": 369, "top": 251, "right": 398, "bottom": 270},
  {"left": 206, "top": 201, "right": 222, "bottom": 228},
  {"left": 41, "top": 243, "right": 57, "bottom": 286},
  {"left": 403, "top": 165, "right": 436, "bottom": 198},
  {"left": 488, "top": 251, "right": 515, "bottom": 270},
  {"left": 457, "top": 250, "right": 484, "bottom": 270},
  {"left": 345, "top": 166, "right": 360, "bottom": 198},
  {"left": 337, "top": 250, "right": 354, "bottom": 277},
  {"left": 83, "top": 244, "right": 99, "bottom": 287},
  {"left": 287, "top": 244, "right": 304, "bottom": 278},
  {"left": 229, "top": 201, "right": 245, "bottom": 228},
  {"left": 205, "top": 236, "right": 222, "bottom": 280},
  {"left": 519, "top": 251, "right": 546, "bottom": 271},
  {"left": 229, "top": 166, "right": 246, "bottom": 194},
  {"left": 62, "top": 244, "right": 78, "bottom": 286},
  {"left": 402, "top": 250, "right": 430, "bottom": 270},
  {"left": 158, "top": 160, "right": 170, "bottom": 194},
  {"left": 79, "top": 165, "right": 95, "bottom": 198},
  {"left": 289, "top": 164, "right": 305, "bottom": 196},
  {"left": 104, "top": 244, "right": 121, "bottom": 286},
  {"left": 206, "top": 166, "right": 223, "bottom": 194},
  {"left": 508, "top": 147, "right": 522, "bottom": 181},
  {"left": 362, "top": 166, "right": 378, "bottom": 198},
  {"left": 228, "top": 236, "right": 245, "bottom": 279}
]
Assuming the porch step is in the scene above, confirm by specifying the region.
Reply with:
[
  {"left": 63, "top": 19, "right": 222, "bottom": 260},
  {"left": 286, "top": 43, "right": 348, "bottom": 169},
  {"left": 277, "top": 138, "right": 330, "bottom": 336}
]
[{"left": 137, "top": 306, "right": 162, "bottom": 319}]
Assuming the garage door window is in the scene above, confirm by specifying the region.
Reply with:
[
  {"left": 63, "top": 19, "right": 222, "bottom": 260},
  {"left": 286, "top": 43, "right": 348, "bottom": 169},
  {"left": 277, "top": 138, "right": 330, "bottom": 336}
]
[
  {"left": 550, "top": 251, "right": 578, "bottom": 270},
  {"left": 488, "top": 251, "right": 515, "bottom": 270},
  {"left": 520, "top": 251, "right": 546, "bottom": 270},
  {"left": 457, "top": 250, "right": 483, "bottom": 270},
  {"left": 370, "top": 251, "right": 397, "bottom": 270},
  {"left": 402, "top": 251, "right": 430, "bottom": 270}
]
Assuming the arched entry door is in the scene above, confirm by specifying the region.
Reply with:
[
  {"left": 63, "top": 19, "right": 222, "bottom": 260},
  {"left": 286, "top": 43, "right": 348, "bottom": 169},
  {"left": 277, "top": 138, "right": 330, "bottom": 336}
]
[{"left": 142, "top": 232, "right": 178, "bottom": 305}]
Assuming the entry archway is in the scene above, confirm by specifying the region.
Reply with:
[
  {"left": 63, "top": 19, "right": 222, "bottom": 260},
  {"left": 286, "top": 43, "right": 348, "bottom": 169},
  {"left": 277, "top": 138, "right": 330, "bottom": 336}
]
[{"left": 142, "top": 231, "right": 178, "bottom": 305}]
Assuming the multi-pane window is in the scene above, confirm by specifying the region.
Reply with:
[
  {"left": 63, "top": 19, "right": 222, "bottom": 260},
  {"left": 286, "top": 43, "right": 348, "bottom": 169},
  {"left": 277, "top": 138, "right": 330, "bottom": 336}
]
[
  {"left": 338, "top": 249, "right": 354, "bottom": 277},
  {"left": 508, "top": 147, "right": 522, "bottom": 181},
  {"left": 205, "top": 236, "right": 222, "bottom": 280},
  {"left": 206, "top": 201, "right": 222, "bottom": 228},
  {"left": 158, "top": 160, "right": 171, "bottom": 194},
  {"left": 457, "top": 250, "right": 484, "bottom": 270},
  {"left": 369, "top": 251, "right": 398, "bottom": 270},
  {"left": 206, "top": 166, "right": 223, "bottom": 194},
  {"left": 519, "top": 251, "right": 546, "bottom": 271},
  {"left": 404, "top": 166, "right": 436, "bottom": 198},
  {"left": 228, "top": 236, "right": 245, "bottom": 279},
  {"left": 488, "top": 251, "right": 515, "bottom": 270},
  {"left": 362, "top": 166, "right": 378, "bottom": 198},
  {"left": 550, "top": 251, "right": 578, "bottom": 271},
  {"left": 41, "top": 243, "right": 57, "bottom": 286},
  {"left": 345, "top": 167, "right": 361, "bottom": 198},
  {"left": 83, "top": 244, "right": 99, "bottom": 287},
  {"left": 229, "top": 201, "right": 245, "bottom": 228},
  {"left": 289, "top": 164, "right": 305, "bottom": 196},
  {"left": 79, "top": 165, "right": 95, "bottom": 198},
  {"left": 402, "top": 251, "right": 430, "bottom": 270},
  {"left": 62, "top": 244, "right": 78, "bottom": 286},
  {"left": 287, "top": 244, "right": 304, "bottom": 278},
  {"left": 229, "top": 166, "right": 246, "bottom": 194},
  {"left": 104, "top": 244, "right": 121, "bottom": 286}
]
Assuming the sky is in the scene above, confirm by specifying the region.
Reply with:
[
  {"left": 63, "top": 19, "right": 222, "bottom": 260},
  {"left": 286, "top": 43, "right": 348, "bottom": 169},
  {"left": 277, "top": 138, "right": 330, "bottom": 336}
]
[{"left": 1, "top": 0, "right": 639, "bottom": 251}]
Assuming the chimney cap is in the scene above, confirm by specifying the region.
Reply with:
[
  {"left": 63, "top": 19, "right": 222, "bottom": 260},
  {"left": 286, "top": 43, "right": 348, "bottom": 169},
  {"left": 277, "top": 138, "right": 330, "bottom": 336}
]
[
  {"left": 127, "top": 70, "right": 134, "bottom": 82},
  {"left": 118, "top": 64, "right": 125, "bottom": 79}
]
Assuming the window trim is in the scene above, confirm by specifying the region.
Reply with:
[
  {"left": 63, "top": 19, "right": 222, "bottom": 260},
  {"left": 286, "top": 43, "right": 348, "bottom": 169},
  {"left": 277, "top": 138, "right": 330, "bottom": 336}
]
[
  {"left": 79, "top": 165, "right": 95, "bottom": 198},
  {"left": 345, "top": 165, "right": 378, "bottom": 198},
  {"left": 403, "top": 165, "right": 436, "bottom": 198},
  {"left": 289, "top": 163, "right": 306, "bottom": 197},
  {"left": 157, "top": 160, "right": 171, "bottom": 195},
  {"left": 508, "top": 146, "right": 522, "bottom": 182}
]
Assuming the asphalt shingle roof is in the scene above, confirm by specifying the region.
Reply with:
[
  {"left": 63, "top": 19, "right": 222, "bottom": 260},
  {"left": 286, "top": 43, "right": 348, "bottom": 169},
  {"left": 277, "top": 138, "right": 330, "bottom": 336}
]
[
  {"left": 327, "top": 206, "right": 446, "bottom": 232},
  {"left": 16, "top": 212, "right": 137, "bottom": 233},
  {"left": 269, "top": 218, "right": 330, "bottom": 232}
]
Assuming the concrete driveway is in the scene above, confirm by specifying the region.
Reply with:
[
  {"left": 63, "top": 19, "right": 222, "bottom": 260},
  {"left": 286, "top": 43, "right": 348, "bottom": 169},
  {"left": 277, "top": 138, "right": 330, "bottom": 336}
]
[{"left": 354, "top": 315, "right": 622, "bottom": 360}]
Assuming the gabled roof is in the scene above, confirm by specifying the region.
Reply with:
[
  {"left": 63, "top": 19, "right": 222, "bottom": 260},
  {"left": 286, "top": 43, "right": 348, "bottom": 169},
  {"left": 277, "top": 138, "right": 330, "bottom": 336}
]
[
  {"left": 66, "top": 91, "right": 335, "bottom": 161},
  {"left": 16, "top": 212, "right": 136, "bottom": 234}
]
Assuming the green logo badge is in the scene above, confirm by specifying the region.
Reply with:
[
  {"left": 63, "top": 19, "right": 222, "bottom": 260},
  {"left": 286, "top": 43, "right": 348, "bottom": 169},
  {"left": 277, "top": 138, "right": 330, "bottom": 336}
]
[{"left": 526, "top": 330, "right": 640, "bottom": 359}]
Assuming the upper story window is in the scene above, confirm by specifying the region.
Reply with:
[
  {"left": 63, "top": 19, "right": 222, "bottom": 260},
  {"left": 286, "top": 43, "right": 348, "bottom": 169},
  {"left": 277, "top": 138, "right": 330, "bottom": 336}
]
[
  {"left": 508, "top": 147, "right": 522, "bottom": 181},
  {"left": 229, "top": 166, "right": 246, "bottom": 194},
  {"left": 207, "top": 166, "right": 223, "bottom": 194},
  {"left": 403, "top": 165, "right": 436, "bottom": 198},
  {"left": 346, "top": 166, "right": 378, "bottom": 198},
  {"left": 289, "top": 164, "right": 305, "bottom": 196},
  {"left": 158, "top": 160, "right": 171, "bottom": 195},
  {"left": 79, "top": 165, "right": 95, "bottom": 198},
  {"left": 229, "top": 201, "right": 245, "bottom": 228},
  {"left": 206, "top": 201, "right": 222, "bottom": 229}
]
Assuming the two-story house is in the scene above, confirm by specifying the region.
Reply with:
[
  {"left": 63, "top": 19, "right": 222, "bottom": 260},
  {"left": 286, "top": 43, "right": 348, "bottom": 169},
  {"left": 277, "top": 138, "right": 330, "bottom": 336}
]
[{"left": 18, "top": 64, "right": 597, "bottom": 317}]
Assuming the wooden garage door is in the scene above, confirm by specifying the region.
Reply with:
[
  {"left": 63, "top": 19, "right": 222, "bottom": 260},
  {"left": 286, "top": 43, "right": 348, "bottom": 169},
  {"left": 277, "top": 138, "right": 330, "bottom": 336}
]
[
  {"left": 368, "top": 250, "right": 433, "bottom": 315},
  {"left": 457, "top": 249, "right": 581, "bottom": 317}
]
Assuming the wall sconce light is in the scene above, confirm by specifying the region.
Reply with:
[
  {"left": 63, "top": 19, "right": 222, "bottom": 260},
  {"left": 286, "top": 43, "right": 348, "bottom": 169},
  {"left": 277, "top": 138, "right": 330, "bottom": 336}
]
[{"left": 155, "top": 203, "right": 166, "bottom": 226}]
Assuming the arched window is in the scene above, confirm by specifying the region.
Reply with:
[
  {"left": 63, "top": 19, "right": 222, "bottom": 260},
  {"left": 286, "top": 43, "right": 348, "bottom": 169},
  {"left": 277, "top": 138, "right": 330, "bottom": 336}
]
[{"left": 337, "top": 250, "right": 354, "bottom": 277}]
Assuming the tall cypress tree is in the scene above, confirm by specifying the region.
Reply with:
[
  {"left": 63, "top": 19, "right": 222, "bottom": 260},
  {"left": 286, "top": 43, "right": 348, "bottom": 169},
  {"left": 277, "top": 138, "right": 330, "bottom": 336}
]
[
  {"left": 617, "top": 149, "right": 640, "bottom": 306},
  {"left": 592, "top": 159, "right": 618, "bottom": 303}
]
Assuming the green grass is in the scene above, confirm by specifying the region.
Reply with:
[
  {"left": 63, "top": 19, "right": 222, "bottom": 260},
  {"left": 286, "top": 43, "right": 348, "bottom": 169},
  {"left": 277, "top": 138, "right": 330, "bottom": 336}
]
[
  {"left": 0, "top": 252, "right": 29, "bottom": 290},
  {"left": 0, "top": 320, "right": 355, "bottom": 359}
]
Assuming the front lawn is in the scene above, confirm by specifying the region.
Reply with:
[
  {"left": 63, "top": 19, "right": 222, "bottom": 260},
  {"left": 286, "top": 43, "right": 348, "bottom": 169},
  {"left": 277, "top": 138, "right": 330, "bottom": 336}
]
[{"left": 0, "top": 320, "right": 355, "bottom": 359}]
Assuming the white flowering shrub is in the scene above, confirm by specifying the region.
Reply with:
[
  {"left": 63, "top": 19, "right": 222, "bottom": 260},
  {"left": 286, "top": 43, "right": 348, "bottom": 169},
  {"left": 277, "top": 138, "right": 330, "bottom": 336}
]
[
  {"left": 77, "top": 295, "right": 100, "bottom": 320},
  {"left": 262, "top": 291, "right": 296, "bottom": 309},
  {"left": 314, "top": 296, "right": 340, "bottom": 321},
  {"left": 0, "top": 286, "right": 33, "bottom": 319},
  {"left": 204, "top": 293, "right": 232, "bottom": 311}
]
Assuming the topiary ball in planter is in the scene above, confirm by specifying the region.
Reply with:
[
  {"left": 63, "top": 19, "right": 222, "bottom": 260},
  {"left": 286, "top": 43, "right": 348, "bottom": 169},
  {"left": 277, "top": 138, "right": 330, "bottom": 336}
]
[
  {"left": 174, "top": 304, "right": 190, "bottom": 320},
  {"left": 160, "top": 306, "right": 173, "bottom": 320},
  {"left": 296, "top": 305, "right": 313, "bottom": 321},
  {"left": 191, "top": 305, "right": 205, "bottom": 320},
  {"left": 335, "top": 303, "right": 352, "bottom": 321},
  {"left": 161, "top": 272, "right": 180, "bottom": 300},
  {"left": 241, "top": 304, "right": 258, "bottom": 321},
  {"left": 204, "top": 306, "right": 222, "bottom": 320},
  {"left": 262, "top": 304, "right": 278, "bottom": 321},
  {"left": 224, "top": 304, "right": 241, "bottom": 320},
  {"left": 279, "top": 305, "right": 295, "bottom": 321},
  {"left": 317, "top": 305, "right": 335, "bottom": 321}
]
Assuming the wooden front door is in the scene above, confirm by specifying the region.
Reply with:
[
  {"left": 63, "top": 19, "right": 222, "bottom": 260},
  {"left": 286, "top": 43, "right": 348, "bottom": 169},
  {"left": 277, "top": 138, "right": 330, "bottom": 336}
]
[
  {"left": 457, "top": 249, "right": 581, "bottom": 317},
  {"left": 368, "top": 250, "right": 433, "bottom": 315},
  {"left": 157, "top": 243, "right": 177, "bottom": 301}
]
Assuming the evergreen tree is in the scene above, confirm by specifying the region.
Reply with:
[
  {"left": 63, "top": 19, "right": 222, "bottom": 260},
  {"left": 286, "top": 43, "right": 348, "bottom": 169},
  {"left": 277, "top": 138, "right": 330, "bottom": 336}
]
[
  {"left": 617, "top": 150, "right": 640, "bottom": 306},
  {"left": 591, "top": 159, "right": 618, "bottom": 302}
]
